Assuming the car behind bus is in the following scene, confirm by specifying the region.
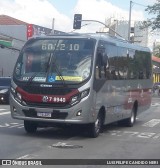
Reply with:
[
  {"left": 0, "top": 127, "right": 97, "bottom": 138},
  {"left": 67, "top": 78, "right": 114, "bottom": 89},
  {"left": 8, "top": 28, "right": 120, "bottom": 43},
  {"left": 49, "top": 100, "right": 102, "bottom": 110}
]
[{"left": 0, "top": 77, "right": 11, "bottom": 104}]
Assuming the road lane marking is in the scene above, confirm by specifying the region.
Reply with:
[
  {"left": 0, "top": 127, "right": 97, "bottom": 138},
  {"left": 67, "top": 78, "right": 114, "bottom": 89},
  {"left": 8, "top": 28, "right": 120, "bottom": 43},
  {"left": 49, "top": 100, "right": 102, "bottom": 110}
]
[
  {"left": 0, "top": 111, "right": 10, "bottom": 116},
  {"left": 142, "top": 119, "right": 160, "bottom": 127},
  {"left": 17, "top": 126, "right": 24, "bottom": 128},
  {"left": 152, "top": 133, "right": 160, "bottom": 139},
  {"left": 107, "top": 130, "right": 158, "bottom": 139},
  {"left": 0, "top": 122, "right": 23, "bottom": 128},
  {"left": 17, "top": 154, "right": 38, "bottom": 159},
  {"left": 151, "top": 103, "right": 160, "bottom": 106},
  {"left": 9, "top": 124, "right": 24, "bottom": 128},
  {"left": 0, "top": 123, "right": 10, "bottom": 127},
  {"left": 51, "top": 142, "right": 83, "bottom": 149}
]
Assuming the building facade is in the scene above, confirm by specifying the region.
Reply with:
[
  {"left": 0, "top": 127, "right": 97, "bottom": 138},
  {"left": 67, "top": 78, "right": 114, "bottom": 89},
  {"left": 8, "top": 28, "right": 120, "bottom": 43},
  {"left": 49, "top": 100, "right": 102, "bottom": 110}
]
[
  {"left": 105, "top": 18, "right": 149, "bottom": 47},
  {"left": 0, "top": 15, "right": 64, "bottom": 77}
]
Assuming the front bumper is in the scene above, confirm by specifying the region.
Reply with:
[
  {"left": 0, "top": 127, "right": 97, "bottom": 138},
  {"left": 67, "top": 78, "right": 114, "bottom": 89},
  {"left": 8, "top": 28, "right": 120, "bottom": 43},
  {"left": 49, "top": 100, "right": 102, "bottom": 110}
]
[{"left": 10, "top": 93, "right": 94, "bottom": 125}]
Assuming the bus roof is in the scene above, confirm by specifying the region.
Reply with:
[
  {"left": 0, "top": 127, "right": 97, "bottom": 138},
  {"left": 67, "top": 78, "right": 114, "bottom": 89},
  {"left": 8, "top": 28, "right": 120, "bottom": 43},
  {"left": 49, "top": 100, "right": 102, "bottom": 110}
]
[{"left": 29, "top": 33, "right": 151, "bottom": 53}]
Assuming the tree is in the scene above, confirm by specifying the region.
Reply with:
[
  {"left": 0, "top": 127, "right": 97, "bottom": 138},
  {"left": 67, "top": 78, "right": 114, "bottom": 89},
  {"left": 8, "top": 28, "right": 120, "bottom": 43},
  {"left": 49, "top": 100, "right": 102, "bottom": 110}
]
[
  {"left": 153, "top": 44, "right": 160, "bottom": 57},
  {"left": 142, "top": 0, "right": 160, "bottom": 30}
]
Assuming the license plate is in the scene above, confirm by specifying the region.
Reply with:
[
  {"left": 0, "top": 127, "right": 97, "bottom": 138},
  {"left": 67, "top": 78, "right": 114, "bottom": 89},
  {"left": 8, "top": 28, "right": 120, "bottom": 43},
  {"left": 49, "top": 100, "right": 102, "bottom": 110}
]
[{"left": 37, "top": 112, "right": 51, "bottom": 118}]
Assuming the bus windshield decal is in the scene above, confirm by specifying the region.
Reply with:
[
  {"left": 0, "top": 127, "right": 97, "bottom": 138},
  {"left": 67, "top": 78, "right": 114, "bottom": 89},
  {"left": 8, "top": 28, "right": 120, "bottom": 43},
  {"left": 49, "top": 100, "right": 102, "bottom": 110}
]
[
  {"left": 22, "top": 77, "right": 46, "bottom": 82},
  {"left": 22, "top": 76, "right": 82, "bottom": 82},
  {"left": 55, "top": 76, "right": 82, "bottom": 82}
]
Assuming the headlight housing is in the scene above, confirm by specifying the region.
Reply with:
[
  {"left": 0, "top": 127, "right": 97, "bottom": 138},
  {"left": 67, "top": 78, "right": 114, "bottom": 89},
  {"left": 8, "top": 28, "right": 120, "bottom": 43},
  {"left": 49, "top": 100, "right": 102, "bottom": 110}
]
[
  {"left": 0, "top": 88, "right": 9, "bottom": 94},
  {"left": 10, "top": 87, "right": 15, "bottom": 94},
  {"left": 10, "top": 86, "right": 22, "bottom": 103},
  {"left": 70, "top": 88, "right": 90, "bottom": 106}
]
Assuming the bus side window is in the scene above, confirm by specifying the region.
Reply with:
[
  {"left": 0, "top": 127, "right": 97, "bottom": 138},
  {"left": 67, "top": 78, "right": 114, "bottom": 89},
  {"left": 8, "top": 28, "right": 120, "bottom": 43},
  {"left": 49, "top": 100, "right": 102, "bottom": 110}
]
[
  {"left": 104, "top": 55, "right": 110, "bottom": 79},
  {"left": 105, "top": 44, "right": 118, "bottom": 80},
  {"left": 95, "top": 51, "right": 107, "bottom": 79},
  {"left": 139, "top": 71, "right": 144, "bottom": 79},
  {"left": 96, "top": 52, "right": 102, "bottom": 79}
]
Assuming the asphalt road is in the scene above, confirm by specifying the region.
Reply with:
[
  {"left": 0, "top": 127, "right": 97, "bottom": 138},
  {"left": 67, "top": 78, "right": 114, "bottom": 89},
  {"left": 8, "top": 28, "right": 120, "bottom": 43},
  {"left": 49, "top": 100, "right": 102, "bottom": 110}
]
[{"left": 0, "top": 97, "right": 160, "bottom": 168}]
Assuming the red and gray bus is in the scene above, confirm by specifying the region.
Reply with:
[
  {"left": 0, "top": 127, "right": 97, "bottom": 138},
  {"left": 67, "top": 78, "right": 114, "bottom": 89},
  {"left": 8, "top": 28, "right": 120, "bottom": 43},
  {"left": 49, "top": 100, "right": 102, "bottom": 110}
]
[{"left": 10, "top": 33, "right": 152, "bottom": 137}]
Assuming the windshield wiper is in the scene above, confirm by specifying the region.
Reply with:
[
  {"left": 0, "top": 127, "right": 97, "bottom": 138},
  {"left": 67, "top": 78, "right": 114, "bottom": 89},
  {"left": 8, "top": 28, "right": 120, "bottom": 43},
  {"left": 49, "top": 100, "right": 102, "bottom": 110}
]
[
  {"left": 51, "top": 60, "right": 67, "bottom": 88},
  {"left": 48, "top": 40, "right": 67, "bottom": 88},
  {"left": 25, "top": 40, "right": 67, "bottom": 88},
  {"left": 25, "top": 54, "right": 51, "bottom": 86},
  {"left": 26, "top": 72, "right": 45, "bottom": 86}
]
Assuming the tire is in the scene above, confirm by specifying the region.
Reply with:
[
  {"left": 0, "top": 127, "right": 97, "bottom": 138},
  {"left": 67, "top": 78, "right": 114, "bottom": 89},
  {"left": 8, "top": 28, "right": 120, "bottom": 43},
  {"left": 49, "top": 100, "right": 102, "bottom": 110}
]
[
  {"left": 88, "top": 113, "right": 103, "bottom": 138},
  {"left": 24, "top": 120, "right": 37, "bottom": 133}
]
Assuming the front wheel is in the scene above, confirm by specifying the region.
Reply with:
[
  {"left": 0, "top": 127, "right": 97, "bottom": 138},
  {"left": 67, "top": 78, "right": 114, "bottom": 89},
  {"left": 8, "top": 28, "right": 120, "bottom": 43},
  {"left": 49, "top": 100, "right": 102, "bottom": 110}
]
[
  {"left": 125, "top": 108, "right": 136, "bottom": 127},
  {"left": 24, "top": 120, "right": 37, "bottom": 133},
  {"left": 88, "top": 113, "right": 103, "bottom": 138}
]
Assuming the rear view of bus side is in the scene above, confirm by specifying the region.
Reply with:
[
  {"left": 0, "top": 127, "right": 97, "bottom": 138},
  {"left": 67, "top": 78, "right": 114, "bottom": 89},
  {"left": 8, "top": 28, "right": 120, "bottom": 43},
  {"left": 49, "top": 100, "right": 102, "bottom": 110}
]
[{"left": 10, "top": 33, "right": 152, "bottom": 138}]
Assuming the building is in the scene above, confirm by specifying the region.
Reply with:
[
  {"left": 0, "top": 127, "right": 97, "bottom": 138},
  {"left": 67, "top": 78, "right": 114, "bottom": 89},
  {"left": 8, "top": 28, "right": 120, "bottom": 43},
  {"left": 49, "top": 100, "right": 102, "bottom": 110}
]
[
  {"left": 133, "top": 21, "right": 148, "bottom": 47},
  {"left": 0, "top": 15, "right": 64, "bottom": 77},
  {"left": 104, "top": 18, "right": 149, "bottom": 47}
]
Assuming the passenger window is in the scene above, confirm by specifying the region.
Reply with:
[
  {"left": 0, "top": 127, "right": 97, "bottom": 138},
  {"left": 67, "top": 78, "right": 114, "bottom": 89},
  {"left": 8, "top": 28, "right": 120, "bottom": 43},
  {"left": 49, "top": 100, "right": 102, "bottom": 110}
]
[
  {"left": 95, "top": 48, "right": 107, "bottom": 79},
  {"left": 95, "top": 41, "right": 152, "bottom": 81},
  {"left": 105, "top": 44, "right": 118, "bottom": 80}
]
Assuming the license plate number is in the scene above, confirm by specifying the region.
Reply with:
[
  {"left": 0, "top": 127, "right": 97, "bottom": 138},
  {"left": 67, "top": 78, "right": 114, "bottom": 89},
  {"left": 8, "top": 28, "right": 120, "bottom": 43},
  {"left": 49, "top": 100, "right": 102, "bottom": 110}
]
[{"left": 37, "top": 112, "right": 51, "bottom": 118}]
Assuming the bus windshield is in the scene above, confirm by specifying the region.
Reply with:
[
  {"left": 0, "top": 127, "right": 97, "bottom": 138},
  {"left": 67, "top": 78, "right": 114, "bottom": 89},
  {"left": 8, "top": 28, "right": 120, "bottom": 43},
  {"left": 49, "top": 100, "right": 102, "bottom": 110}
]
[{"left": 14, "top": 38, "right": 95, "bottom": 84}]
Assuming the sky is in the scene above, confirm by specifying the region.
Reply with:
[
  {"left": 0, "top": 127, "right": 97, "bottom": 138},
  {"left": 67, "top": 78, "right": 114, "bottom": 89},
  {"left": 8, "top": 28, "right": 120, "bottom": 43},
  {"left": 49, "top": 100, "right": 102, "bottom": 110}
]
[{"left": 0, "top": 0, "right": 157, "bottom": 33}]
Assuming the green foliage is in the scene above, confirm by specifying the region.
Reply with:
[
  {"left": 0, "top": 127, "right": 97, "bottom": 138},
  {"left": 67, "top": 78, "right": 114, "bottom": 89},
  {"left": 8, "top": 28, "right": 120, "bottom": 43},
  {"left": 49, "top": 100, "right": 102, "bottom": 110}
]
[
  {"left": 142, "top": 0, "right": 160, "bottom": 30},
  {"left": 155, "top": 53, "right": 160, "bottom": 58},
  {"left": 153, "top": 44, "right": 160, "bottom": 57}
]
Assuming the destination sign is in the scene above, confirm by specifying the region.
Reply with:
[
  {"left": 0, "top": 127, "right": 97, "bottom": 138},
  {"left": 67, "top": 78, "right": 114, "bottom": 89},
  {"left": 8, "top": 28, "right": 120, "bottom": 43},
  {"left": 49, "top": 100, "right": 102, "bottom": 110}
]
[{"left": 41, "top": 43, "right": 80, "bottom": 51}]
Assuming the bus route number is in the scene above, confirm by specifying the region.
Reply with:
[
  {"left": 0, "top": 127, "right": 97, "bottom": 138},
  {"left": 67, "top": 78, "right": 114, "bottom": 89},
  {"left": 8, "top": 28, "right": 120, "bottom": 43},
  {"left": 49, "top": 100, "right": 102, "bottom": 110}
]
[{"left": 42, "top": 43, "right": 79, "bottom": 51}]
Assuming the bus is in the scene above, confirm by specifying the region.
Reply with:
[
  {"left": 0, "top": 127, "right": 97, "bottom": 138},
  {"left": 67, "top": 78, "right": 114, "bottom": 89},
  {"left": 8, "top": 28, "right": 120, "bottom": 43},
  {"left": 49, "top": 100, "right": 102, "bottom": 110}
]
[{"left": 10, "top": 33, "right": 152, "bottom": 138}]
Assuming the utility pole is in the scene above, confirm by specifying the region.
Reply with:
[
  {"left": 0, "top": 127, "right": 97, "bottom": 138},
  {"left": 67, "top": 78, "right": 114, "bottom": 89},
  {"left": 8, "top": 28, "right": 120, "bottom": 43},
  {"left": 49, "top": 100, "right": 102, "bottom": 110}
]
[
  {"left": 128, "top": 0, "right": 133, "bottom": 41},
  {"left": 52, "top": 18, "right": 55, "bottom": 34}
]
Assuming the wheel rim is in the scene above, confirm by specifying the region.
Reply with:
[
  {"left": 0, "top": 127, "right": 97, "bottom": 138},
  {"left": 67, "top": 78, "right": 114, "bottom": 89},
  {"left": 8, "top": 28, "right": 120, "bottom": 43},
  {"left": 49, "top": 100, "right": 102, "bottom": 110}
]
[
  {"left": 95, "top": 116, "right": 101, "bottom": 134},
  {"left": 130, "top": 111, "right": 135, "bottom": 124}
]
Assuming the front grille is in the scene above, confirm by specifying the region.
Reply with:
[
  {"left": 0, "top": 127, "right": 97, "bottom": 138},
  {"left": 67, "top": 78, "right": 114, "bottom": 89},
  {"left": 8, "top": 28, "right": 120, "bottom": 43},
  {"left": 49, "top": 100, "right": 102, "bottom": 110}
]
[
  {"left": 21, "top": 85, "right": 72, "bottom": 95},
  {"left": 23, "top": 109, "right": 68, "bottom": 119},
  {"left": 25, "top": 102, "right": 70, "bottom": 108}
]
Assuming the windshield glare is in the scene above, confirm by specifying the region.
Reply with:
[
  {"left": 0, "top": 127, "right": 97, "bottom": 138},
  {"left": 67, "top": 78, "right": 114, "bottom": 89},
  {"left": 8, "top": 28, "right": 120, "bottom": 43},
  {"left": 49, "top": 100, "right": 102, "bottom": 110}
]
[{"left": 14, "top": 38, "right": 95, "bottom": 84}]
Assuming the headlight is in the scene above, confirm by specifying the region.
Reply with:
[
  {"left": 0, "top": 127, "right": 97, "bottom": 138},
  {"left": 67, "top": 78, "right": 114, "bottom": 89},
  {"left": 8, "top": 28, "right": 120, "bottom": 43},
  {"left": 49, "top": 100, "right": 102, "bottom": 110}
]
[
  {"left": 17, "top": 92, "right": 22, "bottom": 100},
  {"left": 11, "top": 86, "right": 22, "bottom": 103},
  {"left": 70, "top": 94, "right": 81, "bottom": 105},
  {"left": 70, "top": 88, "right": 90, "bottom": 106},
  {"left": 14, "top": 92, "right": 22, "bottom": 103},
  {"left": 0, "top": 89, "right": 9, "bottom": 93},
  {"left": 80, "top": 89, "right": 90, "bottom": 99},
  {"left": 11, "top": 87, "right": 16, "bottom": 94}
]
